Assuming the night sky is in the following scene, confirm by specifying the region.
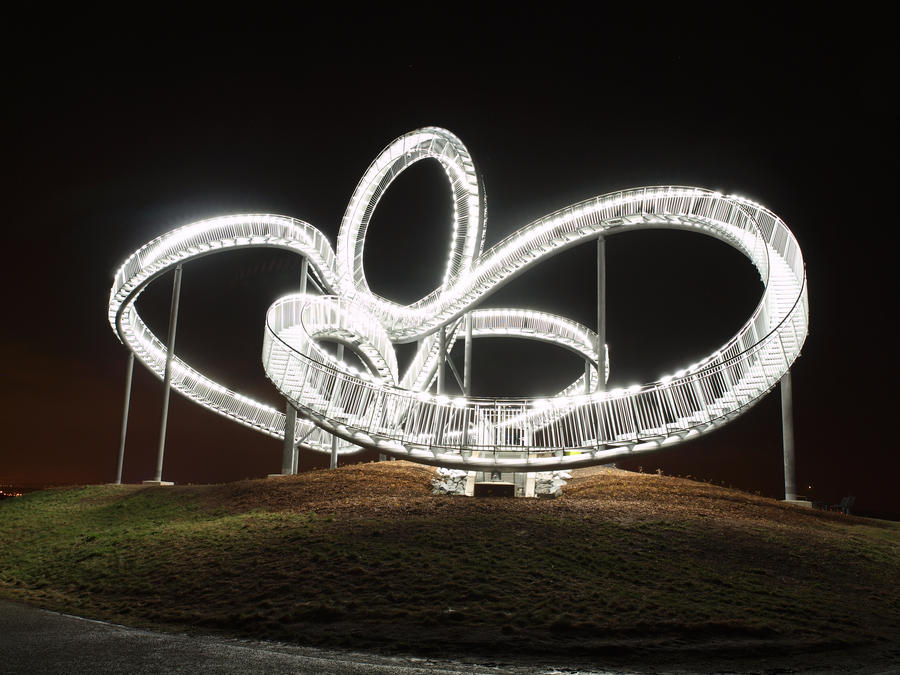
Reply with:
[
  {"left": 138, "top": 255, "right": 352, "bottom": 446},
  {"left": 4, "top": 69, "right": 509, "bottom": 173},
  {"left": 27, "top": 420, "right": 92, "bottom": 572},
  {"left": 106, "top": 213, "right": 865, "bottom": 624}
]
[{"left": 4, "top": 10, "right": 898, "bottom": 516}]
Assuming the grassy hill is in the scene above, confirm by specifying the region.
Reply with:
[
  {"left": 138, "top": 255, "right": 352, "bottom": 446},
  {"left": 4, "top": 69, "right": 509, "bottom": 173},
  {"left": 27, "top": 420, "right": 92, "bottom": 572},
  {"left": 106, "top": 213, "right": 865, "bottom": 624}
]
[{"left": 1, "top": 462, "right": 898, "bottom": 671}]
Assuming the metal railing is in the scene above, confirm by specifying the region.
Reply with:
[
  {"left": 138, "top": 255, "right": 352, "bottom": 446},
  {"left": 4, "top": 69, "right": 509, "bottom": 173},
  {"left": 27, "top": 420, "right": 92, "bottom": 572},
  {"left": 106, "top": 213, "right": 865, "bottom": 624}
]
[
  {"left": 262, "top": 242, "right": 804, "bottom": 470},
  {"left": 109, "top": 127, "right": 807, "bottom": 470}
]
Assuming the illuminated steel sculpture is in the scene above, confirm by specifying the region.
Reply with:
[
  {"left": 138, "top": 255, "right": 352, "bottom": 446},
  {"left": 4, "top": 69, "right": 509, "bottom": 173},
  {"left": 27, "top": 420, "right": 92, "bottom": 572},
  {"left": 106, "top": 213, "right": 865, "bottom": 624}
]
[{"left": 109, "top": 127, "right": 808, "bottom": 480}]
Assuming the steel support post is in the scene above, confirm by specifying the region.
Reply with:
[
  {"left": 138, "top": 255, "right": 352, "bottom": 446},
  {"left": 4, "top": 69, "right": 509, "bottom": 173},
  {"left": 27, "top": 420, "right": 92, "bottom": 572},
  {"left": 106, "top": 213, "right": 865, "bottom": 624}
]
[
  {"left": 446, "top": 355, "right": 465, "bottom": 393},
  {"left": 289, "top": 257, "right": 309, "bottom": 475},
  {"left": 330, "top": 344, "right": 343, "bottom": 469},
  {"left": 464, "top": 313, "right": 472, "bottom": 396},
  {"left": 437, "top": 326, "right": 446, "bottom": 395},
  {"left": 597, "top": 236, "right": 607, "bottom": 392},
  {"left": 282, "top": 403, "right": 296, "bottom": 475},
  {"left": 114, "top": 352, "right": 135, "bottom": 484},
  {"left": 148, "top": 264, "right": 183, "bottom": 485},
  {"left": 781, "top": 370, "right": 797, "bottom": 500},
  {"left": 299, "top": 257, "right": 308, "bottom": 294},
  {"left": 330, "top": 430, "right": 339, "bottom": 468},
  {"left": 597, "top": 236, "right": 608, "bottom": 455},
  {"left": 584, "top": 359, "right": 591, "bottom": 395}
]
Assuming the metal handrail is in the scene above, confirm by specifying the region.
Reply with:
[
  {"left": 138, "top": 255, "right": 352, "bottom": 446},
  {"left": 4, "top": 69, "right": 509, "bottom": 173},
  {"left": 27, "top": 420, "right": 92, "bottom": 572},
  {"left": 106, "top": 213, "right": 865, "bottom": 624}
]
[{"left": 109, "top": 127, "right": 807, "bottom": 470}]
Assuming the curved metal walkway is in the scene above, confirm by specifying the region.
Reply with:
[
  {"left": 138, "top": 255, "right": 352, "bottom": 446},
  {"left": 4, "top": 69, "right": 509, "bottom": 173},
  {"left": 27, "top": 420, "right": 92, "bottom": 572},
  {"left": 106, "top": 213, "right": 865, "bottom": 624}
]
[{"left": 109, "top": 127, "right": 807, "bottom": 471}]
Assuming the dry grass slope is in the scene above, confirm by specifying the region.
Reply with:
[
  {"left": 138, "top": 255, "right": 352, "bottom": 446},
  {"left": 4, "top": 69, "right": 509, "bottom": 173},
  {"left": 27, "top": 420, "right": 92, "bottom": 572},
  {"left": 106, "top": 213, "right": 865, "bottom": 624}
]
[{"left": 2, "top": 462, "right": 898, "bottom": 671}]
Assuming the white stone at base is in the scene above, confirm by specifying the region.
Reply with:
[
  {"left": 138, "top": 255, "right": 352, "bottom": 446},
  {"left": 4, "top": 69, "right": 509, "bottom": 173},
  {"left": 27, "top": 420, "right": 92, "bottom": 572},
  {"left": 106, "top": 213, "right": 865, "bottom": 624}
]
[
  {"left": 141, "top": 480, "right": 174, "bottom": 486},
  {"left": 431, "top": 468, "right": 568, "bottom": 498},
  {"left": 524, "top": 472, "right": 536, "bottom": 498},
  {"left": 783, "top": 499, "right": 812, "bottom": 507},
  {"left": 464, "top": 471, "right": 476, "bottom": 496}
]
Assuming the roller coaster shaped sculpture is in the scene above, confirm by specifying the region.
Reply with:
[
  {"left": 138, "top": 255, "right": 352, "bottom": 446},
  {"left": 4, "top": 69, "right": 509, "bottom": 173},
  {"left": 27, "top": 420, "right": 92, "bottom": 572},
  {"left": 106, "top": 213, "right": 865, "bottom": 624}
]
[{"left": 109, "top": 127, "right": 808, "bottom": 472}]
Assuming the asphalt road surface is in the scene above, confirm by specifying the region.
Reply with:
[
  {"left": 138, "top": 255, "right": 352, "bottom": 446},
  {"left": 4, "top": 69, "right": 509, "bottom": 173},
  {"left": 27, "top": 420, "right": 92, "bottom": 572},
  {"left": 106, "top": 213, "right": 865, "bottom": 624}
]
[{"left": 0, "top": 599, "right": 620, "bottom": 674}]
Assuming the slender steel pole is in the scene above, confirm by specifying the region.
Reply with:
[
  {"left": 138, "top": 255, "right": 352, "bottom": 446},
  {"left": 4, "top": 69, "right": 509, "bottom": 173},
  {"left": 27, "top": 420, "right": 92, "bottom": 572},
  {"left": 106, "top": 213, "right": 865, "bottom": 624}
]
[
  {"left": 445, "top": 355, "right": 465, "bottom": 393},
  {"left": 330, "top": 433, "right": 338, "bottom": 469},
  {"left": 584, "top": 359, "right": 591, "bottom": 395},
  {"left": 330, "top": 344, "right": 343, "bottom": 469},
  {"left": 299, "top": 257, "right": 308, "bottom": 294},
  {"left": 597, "top": 236, "right": 607, "bottom": 392},
  {"left": 781, "top": 370, "right": 797, "bottom": 500},
  {"left": 114, "top": 352, "right": 135, "bottom": 484},
  {"left": 464, "top": 313, "right": 472, "bottom": 396},
  {"left": 597, "top": 236, "right": 608, "bottom": 454},
  {"left": 150, "top": 264, "right": 183, "bottom": 484},
  {"left": 282, "top": 404, "right": 296, "bottom": 475},
  {"left": 437, "top": 326, "right": 446, "bottom": 395},
  {"left": 288, "top": 257, "right": 309, "bottom": 475}
]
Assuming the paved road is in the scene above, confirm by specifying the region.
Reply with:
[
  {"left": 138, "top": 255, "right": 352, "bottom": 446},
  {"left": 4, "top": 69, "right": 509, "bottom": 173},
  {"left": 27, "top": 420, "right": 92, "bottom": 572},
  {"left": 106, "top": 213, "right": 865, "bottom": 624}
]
[
  {"left": 0, "top": 600, "right": 543, "bottom": 674},
  {"left": 4, "top": 600, "right": 896, "bottom": 674}
]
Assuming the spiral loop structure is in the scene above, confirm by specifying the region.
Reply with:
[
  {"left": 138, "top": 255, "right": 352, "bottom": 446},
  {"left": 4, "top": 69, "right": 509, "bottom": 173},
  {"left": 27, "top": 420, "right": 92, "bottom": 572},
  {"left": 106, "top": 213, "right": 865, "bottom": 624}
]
[{"left": 109, "top": 128, "right": 807, "bottom": 470}]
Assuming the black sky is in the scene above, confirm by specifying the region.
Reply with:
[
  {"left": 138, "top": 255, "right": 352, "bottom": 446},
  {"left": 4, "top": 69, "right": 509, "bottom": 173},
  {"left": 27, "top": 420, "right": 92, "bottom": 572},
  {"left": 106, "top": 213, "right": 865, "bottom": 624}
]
[{"left": 3, "top": 9, "right": 898, "bottom": 515}]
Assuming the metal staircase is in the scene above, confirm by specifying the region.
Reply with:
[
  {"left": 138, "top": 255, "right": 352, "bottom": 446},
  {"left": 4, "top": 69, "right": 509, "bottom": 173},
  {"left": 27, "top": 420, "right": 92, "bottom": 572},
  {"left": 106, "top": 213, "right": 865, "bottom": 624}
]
[{"left": 109, "top": 128, "right": 807, "bottom": 471}]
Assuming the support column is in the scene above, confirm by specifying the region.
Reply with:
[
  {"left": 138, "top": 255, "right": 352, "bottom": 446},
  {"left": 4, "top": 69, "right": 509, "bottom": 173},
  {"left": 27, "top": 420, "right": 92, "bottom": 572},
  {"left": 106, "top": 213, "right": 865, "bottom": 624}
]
[
  {"left": 781, "top": 371, "right": 797, "bottom": 500},
  {"left": 330, "top": 434, "right": 338, "bottom": 469},
  {"left": 281, "top": 404, "right": 296, "bottom": 475},
  {"left": 597, "top": 236, "right": 609, "bottom": 458},
  {"left": 597, "top": 236, "right": 607, "bottom": 392},
  {"left": 146, "top": 264, "right": 182, "bottom": 485},
  {"left": 290, "top": 257, "right": 309, "bottom": 474},
  {"left": 299, "top": 257, "right": 308, "bottom": 294},
  {"left": 328, "top": 434, "right": 337, "bottom": 469},
  {"left": 584, "top": 359, "right": 591, "bottom": 395},
  {"left": 330, "top": 344, "right": 343, "bottom": 469},
  {"left": 464, "top": 313, "right": 472, "bottom": 396},
  {"left": 437, "top": 326, "right": 446, "bottom": 395},
  {"left": 114, "top": 352, "right": 135, "bottom": 484}
]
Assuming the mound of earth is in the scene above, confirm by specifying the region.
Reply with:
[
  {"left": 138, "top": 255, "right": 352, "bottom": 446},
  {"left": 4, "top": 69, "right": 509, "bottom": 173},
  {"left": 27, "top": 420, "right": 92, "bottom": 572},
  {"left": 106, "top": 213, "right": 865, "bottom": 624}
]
[{"left": 2, "top": 461, "right": 898, "bottom": 672}]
